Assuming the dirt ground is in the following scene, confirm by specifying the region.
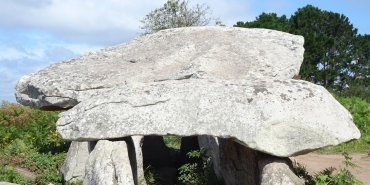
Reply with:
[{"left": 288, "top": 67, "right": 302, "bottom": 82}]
[{"left": 291, "top": 153, "right": 370, "bottom": 184}]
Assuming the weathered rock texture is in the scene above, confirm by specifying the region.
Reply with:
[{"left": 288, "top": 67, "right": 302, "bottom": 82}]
[
  {"left": 198, "top": 136, "right": 222, "bottom": 177},
  {"left": 15, "top": 27, "right": 304, "bottom": 109},
  {"left": 259, "top": 157, "right": 304, "bottom": 185},
  {"left": 61, "top": 141, "right": 90, "bottom": 182},
  {"left": 84, "top": 140, "right": 134, "bottom": 185},
  {"left": 57, "top": 79, "right": 360, "bottom": 157}
]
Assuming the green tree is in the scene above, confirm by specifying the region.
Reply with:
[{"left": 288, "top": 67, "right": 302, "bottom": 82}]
[
  {"left": 353, "top": 35, "right": 370, "bottom": 86},
  {"left": 140, "top": 0, "right": 212, "bottom": 34},
  {"left": 289, "top": 5, "right": 358, "bottom": 90},
  {"left": 235, "top": 13, "right": 289, "bottom": 32},
  {"left": 341, "top": 34, "right": 370, "bottom": 101}
]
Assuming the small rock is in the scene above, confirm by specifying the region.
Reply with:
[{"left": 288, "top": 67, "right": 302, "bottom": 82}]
[{"left": 259, "top": 157, "right": 304, "bottom": 185}]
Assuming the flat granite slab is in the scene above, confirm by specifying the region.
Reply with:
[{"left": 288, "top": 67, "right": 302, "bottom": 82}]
[
  {"left": 56, "top": 79, "right": 360, "bottom": 157},
  {"left": 15, "top": 27, "right": 304, "bottom": 109}
]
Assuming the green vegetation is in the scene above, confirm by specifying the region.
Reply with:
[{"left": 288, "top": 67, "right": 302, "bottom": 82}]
[
  {"left": 0, "top": 166, "right": 31, "bottom": 184},
  {"left": 0, "top": 102, "right": 69, "bottom": 184},
  {"left": 178, "top": 149, "right": 222, "bottom": 185},
  {"left": 293, "top": 153, "right": 363, "bottom": 185},
  {"left": 163, "top": 135, "right": 182, "bottom": 149},
  {"left": 142, "top": 166, "right": 160, "bottom": 185},
  {"left": 143, "top": 149, "right": 223, "bottom": 185}
]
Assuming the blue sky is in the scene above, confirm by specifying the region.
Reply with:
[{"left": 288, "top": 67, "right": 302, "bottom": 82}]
[{"left": 1, "top": 0, "right": 369, "bottom": 102}]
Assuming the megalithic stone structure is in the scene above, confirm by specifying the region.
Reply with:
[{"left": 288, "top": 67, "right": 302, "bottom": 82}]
[{"left": 15, "top": 27, "right": 360, "bottom": 185}]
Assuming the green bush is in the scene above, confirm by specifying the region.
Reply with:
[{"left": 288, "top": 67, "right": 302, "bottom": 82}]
[
  {"left": 178, "top": 149, "right": 223, "bottom": 185},
  {"left": 0, "top": 102, "right": 69, "bottom": 153},
  {"left": 0, "top": 103, "right": 69, "bottom": 185},
  {"left": 293, "top": 153, "right": 363, "bottom": 185},
  {"left": 0, "top": 166, "right": 30, "bottom": 184},
  {"left": 143, "top": 166, "right": 160, "bottom": 185}
]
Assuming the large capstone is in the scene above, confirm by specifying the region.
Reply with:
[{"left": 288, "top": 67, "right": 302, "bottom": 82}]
[
  {"left": 56, "top": 79, "right": 360, "bottom": 157},
  {"left": 15, "top": 27, "right": 304, "bottom": 109}
]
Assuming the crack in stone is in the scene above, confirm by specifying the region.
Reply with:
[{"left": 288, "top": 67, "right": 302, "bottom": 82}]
[
  {"left": 58, "top": 99, "right": 170, "bottom": 127},
  {"left": 67, "top": 86, "right": 112, "bottom": 92},
  {"left": 111, "top": 151, "right": 118, "bottom": 185}
]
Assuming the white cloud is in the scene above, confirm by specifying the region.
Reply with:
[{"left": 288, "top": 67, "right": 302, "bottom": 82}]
[
  {"left": 0, "top": 0, "right": 167, "bottom": 45},
  {"left": 0, "top": 0, "right": 255, "bottom": 45}
]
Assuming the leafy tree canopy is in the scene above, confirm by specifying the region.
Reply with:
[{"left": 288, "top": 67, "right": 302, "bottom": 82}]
[{"left": 235, "top": 13, "right": 289, "bottom": 32}]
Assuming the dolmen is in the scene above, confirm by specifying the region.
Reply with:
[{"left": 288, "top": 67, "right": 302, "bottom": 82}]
[{"left": 15, "top": 27, "right": 360, "bottom": 185}]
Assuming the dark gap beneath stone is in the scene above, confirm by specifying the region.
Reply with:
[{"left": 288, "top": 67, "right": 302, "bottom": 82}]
[{"left": 142, "top": 135, "right": 201, "bottom": 185}]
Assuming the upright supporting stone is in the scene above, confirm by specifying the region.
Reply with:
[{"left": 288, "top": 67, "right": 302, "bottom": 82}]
[
  {"left": 84, "top": 140, "right": 134, "bottom": 185},
  {"left": 219, "top": 139, "right": 260, "bottom": 185},
  {"left": 198, "top": 136, "right": 222, "bottom": 178},
  {"left": 61, "top": 141, "right": 90, "bottom": 182},
  {"left": 258, "top": 157, "right": 304, "bottom": 185},
  {"left": 131, "top": 136, "right": 146, "bottom": 185},
  {"left": 199, "top": 137, "right": 260, "bottom": 184}
]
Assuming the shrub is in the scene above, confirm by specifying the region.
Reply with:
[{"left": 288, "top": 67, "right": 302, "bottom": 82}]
[
  {"left": 0, "top": 102, "right": 69, "bottom": 153},
  {"left": 143, "top": 166, "right": 160, "bottom": 185},
  {"left": 0, "top": 166, "right": 30, "bottom": 184},
  {"left": 0, "top": 103, "right": 69, "bottom": 185},
  {"left": 178, "top": 149, "right": 223, "bottom": 185},
  {"left": 293, "top": 152, "right": 363, "bottom": 185}
]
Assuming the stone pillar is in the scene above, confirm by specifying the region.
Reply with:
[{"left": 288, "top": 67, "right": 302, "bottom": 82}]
[
  {"left": 218, "top": 138, "right": 260, "bottom": 185},
  {"left": 60, "top": 141, "right": 90, "bottom": 182},
  {"left": 131, "top": 136, "right": 146, "bottom": 185},
  {"left": 84, "top": 140, "right": 134, "bottom": 185},
  {"left": 199, "top": 136, "right": 259, "bottom": 184},
  {"left": 198, "top": 135, "right": 222, "bottom": 178}
]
